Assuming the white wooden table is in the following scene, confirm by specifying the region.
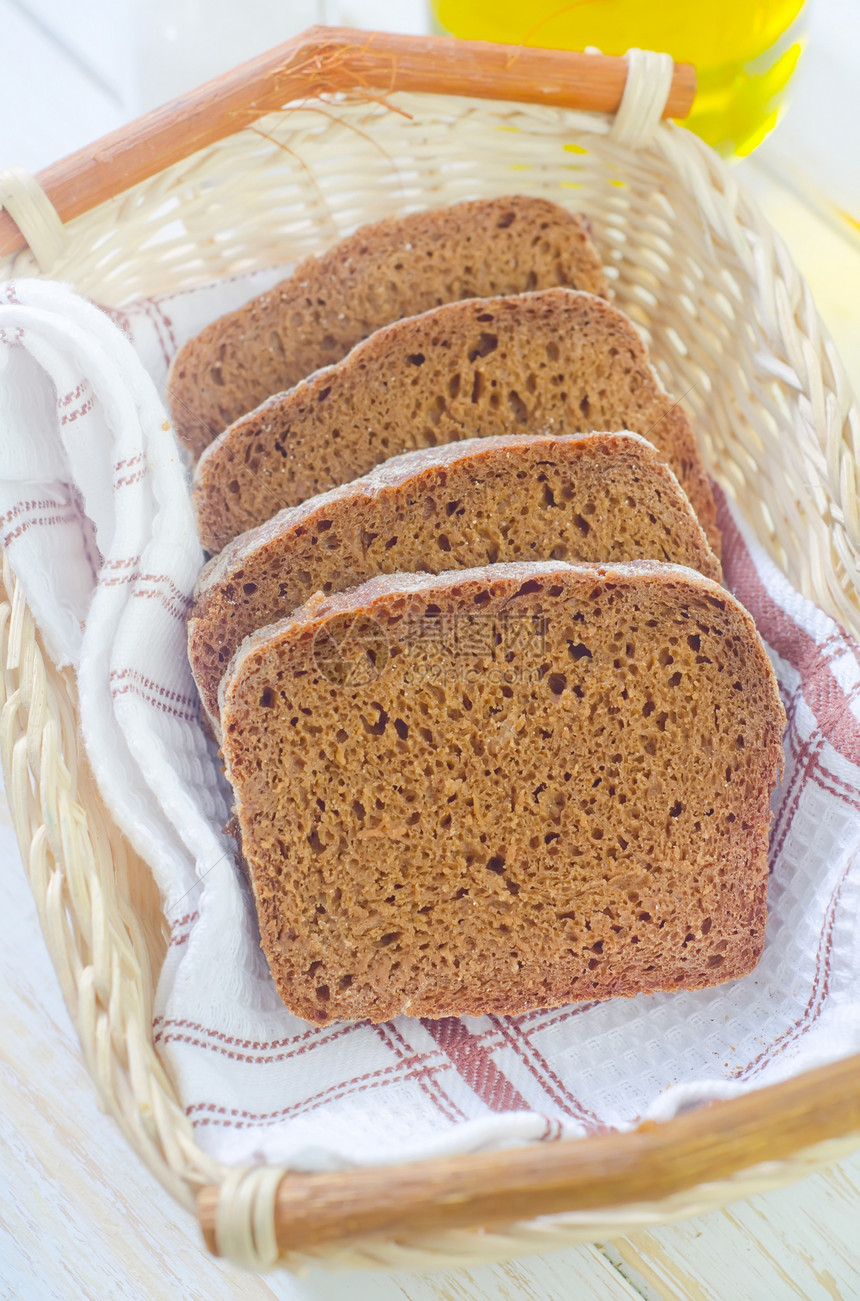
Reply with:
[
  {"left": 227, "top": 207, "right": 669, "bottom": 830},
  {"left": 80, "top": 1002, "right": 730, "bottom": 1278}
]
[{"left": 2, "top": 2, "right": 860, "bottom": 1297}]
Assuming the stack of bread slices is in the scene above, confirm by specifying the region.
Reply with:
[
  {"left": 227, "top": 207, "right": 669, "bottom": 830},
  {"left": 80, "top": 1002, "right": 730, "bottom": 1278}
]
[{"left": 177, "top": 196, "right": 785, "bottom": 1026}]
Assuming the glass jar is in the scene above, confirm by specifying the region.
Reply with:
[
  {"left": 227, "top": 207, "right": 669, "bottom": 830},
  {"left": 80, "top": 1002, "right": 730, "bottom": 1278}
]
[{"left": 431, "top": 0, "right": 807, "bottom": 156}]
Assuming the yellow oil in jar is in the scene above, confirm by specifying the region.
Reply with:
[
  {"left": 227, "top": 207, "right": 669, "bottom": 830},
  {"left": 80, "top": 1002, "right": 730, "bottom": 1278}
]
[{"left": 430, "top": 0, "right": 806, "bottom": 156}]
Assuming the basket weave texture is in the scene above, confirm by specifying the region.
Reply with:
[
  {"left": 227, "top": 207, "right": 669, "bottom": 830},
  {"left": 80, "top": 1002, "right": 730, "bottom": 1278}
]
[{"left": 1, "top": 54, "right": 859, "bottom": 1270}]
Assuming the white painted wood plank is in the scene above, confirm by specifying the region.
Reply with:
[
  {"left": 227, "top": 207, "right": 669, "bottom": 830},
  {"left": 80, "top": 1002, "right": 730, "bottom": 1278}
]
[
  {"left": 607, "top": 1153, "right": 860, "bottom": 1301},
  {"left": 4, "top": 764, "right": 860, "bottom": 1301},
  {"left": 322, "top": 0, "right": 429, "bottom": 35},
  {"left": 0, "top": 782, "right": 640, "bottom": 1301},
  {"left": 12, "top": 0, "right": 134, "bottom": 105},
  {"left": 0, "top": 794, "right": 291, "bottom": 1301},
  {"left": 308, "top": 1250, "right": 644, "bottom": 1301},
  {"left": 0, "top": 0, "right": 124, "bottom": 173},
  {"left": 133, "top": 0, "right": 325, "bottom": 113},
  {"left": 132, "top": 0, "right": 429, "bottom": 113}
]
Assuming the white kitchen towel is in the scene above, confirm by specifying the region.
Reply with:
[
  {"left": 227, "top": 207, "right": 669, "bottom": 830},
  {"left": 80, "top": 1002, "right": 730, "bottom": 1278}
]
[{"left": 1, "top": 274, "right": 859, "bottom": 1173}]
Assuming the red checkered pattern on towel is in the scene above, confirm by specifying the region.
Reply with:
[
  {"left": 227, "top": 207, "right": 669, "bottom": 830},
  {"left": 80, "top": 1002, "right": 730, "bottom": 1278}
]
[{"left": 2, "top": 276, "right": 859, "bottom": 1174}]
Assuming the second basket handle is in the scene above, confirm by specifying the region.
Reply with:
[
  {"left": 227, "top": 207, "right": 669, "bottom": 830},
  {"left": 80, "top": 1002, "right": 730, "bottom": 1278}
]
[{"left": 611, "top": 48, "right": 677, "bottom": 148}]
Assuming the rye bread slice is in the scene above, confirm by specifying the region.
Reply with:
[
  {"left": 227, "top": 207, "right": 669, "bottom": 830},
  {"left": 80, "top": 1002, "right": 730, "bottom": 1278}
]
[
  {"left": 194, "top": 288, "right": 718, "bottom": 555},
  {"left": 168, "top": 196, "right": 608, "bottom": 458},
  {"left": 190, "top": 432, "right": 721, "bottom": 731},
  {"left": 220, "top": 560, "right": 785, "bottom": 1025}
]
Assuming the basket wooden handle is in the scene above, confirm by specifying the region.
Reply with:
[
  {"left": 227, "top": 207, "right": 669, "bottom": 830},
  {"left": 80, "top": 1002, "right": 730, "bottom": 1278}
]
[
  {"left": 0, "top": 26, "right": 695, "bottom": 260},
  {"left": 197, "top": 1051, "right": 860, "bottom": 1257}
]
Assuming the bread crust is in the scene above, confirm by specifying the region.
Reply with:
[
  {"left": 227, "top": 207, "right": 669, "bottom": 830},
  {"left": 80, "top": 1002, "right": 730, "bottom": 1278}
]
[
  {"left": 194, "top": 288, "right": 718, "bottom": 555},
  {"left": 189, "top": 431, "right": 721, "bottom": 731},
  {"left": 221, "top": 560, "right": 785, "bottom": 1025},
  {"left": 168, "top": 196, "right": 608, "bottom": 457}
]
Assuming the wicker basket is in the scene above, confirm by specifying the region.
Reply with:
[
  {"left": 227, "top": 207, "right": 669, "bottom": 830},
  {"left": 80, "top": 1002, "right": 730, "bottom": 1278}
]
[{"left": 1, "top": 26, "right": 859, "bottom": 1273}]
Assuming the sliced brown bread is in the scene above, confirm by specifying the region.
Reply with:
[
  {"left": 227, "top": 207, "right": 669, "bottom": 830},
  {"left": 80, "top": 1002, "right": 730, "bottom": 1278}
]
[
  {"left": 168, "top": 196, "right": 608, "bottom": 458},
  {"left": 190, "top": 432, "right": 721, "bottom": 731},
  {"left": 194, "top": 288, "right": 718, "bottom": 555},
  {"left": 220, "top": 560, "right": 785, "bottom": 1025}
]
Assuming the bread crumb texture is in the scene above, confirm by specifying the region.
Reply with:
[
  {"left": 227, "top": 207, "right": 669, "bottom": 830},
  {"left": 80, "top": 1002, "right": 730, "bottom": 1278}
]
[
  {"left": 221, "top": 561, "right": 785, "bottom": 1025},
  {"left": 189, "top": 432, "right": 720, "bottom": 729},
  {"left": 169, "top": 196, "right": 608, "bottom": 457},
  {"left": 193, "top": 288, "right": 718, "bottom": 555}
]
